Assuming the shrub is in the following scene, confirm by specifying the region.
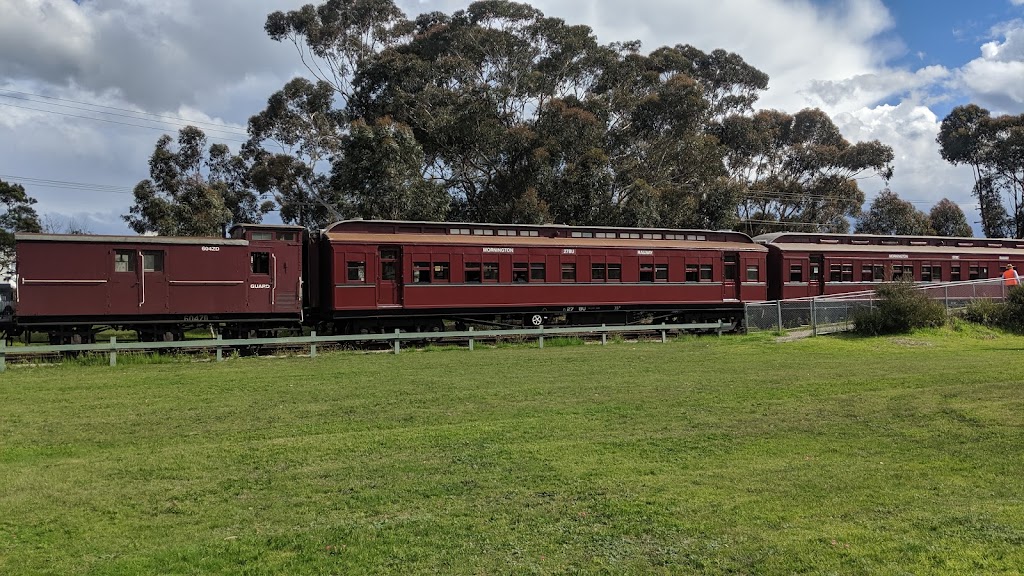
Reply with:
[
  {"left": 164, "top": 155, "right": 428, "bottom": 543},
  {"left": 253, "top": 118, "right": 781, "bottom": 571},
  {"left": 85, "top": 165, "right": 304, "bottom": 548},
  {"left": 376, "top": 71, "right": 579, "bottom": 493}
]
[
  {"left": 853, "top": 280, "right": 947, "bottom": 336},
  {"left": 961, "top": 299, "right": 1006, "bottom": 327},
  {"left": 999, "top": 286, "right": 1024, "bottom": 333}
]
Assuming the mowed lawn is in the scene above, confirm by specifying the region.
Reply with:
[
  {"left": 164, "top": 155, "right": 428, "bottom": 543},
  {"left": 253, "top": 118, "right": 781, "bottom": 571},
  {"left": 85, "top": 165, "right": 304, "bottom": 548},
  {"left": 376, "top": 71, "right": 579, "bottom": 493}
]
[{"left": 2, "top": 330, "right": 1024, "bottom": 575}]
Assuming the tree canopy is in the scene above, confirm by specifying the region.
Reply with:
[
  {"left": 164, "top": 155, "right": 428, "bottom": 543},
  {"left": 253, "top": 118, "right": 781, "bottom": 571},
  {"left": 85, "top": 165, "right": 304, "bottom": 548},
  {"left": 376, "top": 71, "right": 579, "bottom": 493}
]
[
  {"left": 0, "top": 178, "right": 42, "bottom": 270},
  {"left": 855, "top": 189, "right": 933, "bottom": 236},
  {"left": 124, "top": 0, "right": 896, "bottom": 236}
]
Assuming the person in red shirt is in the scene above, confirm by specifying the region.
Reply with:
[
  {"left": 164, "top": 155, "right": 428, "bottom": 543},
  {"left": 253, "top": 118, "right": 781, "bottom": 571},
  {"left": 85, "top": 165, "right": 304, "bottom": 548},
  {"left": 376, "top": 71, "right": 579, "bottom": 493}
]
[{"left": 1003, "top": 264, "right": 1020, "bottom": 287}]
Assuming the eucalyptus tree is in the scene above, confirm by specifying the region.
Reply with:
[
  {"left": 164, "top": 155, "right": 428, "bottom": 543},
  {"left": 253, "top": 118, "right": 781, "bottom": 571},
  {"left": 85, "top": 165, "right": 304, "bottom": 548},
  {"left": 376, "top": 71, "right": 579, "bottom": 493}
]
[
  {"left": 928, "top": 198, "right": 973, "bottom": 237},
  {"left": 0, "top": 178, "right": 42, "bottom": 269},
  {"left": 854, "top": 189, "right": 933, "bottom": 236},
  {"left": 125, "top": 126, "right": 270, "bottom": 236},
  {"left": 716, "top": 108, "right": 894, "bottom": 235}
]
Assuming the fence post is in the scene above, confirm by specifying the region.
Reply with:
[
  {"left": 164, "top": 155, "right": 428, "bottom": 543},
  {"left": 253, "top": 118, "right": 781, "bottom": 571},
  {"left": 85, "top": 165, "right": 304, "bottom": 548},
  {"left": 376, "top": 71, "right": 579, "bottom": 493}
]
[
  {"left": 468, "top": 326, "right": 474, "bottom": 351},
  {"left": 944, "top": 285, "right": 949, "bottom": 310},
  {"left": 776, "top": 300, "right": 783, "bottom": 333},
  {"left": 309, "top": 330, "right": 317, "bottom": 358},
  {"left": 109, "top": 336, "right": 117, "bottom": 367},
  {"left": 538, "top": 326, "right": 544, "bottom": 349},
  {"left": 0, "top": 339, "right": 5, "bottom": 373},
  {"left": 717, "top": 320, "right": 724, "bottom": 336},
  {"left": 811, "top": 298, "right": 817, "bottom": 337},
  {"left": 216, "top": 334, "right": 223, "bottom": 362},
  {"left": 661, "top": 322, "right": 667, "bottom": 343},
  {"left": 601, "top": 323, "right": 607, "bottom": 346},
  {"left": 393, "top": 328, "right": 400, "bottom": 354}
]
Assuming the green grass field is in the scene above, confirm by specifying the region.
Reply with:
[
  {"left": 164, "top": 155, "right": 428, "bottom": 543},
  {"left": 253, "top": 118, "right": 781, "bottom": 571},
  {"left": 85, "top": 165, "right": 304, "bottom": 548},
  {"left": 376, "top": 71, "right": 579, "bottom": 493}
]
[{"left": 2, "top": 328, "right": 1024, "bottom": 574}]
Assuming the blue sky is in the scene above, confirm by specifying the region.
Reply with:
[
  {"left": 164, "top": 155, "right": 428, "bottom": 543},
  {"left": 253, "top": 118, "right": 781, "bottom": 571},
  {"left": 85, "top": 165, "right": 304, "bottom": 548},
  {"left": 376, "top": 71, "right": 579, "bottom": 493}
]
[{"left": 2, "top": 0, "right": 1024, "bottom": 235}]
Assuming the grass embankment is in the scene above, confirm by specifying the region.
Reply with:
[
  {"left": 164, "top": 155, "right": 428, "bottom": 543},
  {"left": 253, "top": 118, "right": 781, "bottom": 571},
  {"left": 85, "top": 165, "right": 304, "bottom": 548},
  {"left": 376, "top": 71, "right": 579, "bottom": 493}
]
[{"left": 2, "top": 329, "right": 1023, "bottom": 574}]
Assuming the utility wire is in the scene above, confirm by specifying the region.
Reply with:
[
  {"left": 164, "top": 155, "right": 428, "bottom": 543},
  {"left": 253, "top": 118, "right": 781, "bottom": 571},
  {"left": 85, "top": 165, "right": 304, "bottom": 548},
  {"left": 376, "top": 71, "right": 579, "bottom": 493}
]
[
  {"left": 0, "top": 102, "right": 250, "bottom": 144},
  {"left": 0, "top": 88, "right": 250, "bottom": 136},
  {"left": 0, "top": 174, "right": 135, "bottom": 195}
]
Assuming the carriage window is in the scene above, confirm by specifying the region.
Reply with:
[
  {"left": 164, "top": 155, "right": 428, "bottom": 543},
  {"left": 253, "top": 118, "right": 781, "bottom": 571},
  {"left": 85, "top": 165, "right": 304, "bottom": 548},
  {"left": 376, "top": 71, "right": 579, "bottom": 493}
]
[
  {"left": 607, "top": 264, "right": 622, "bottom": 281},
  {"left": 861, "top": 266, "right": 872, "bottom": 282},
  {"left": 841, "top": 264, "right": 853, "bottom": 282},
  {"left": 640, "top": 264, "right": 655, "bottom": 282},
  {"left": 700, "top": 264, "right": 713, "bottom": 281},
  {"left": 143, "top": 251, "right": 165, "bottom": 273},
  {"left": 561, "top": 263, "right": 576, "bottom": 282},
  {"left": 951, "top": 266, "right": 961, "bottom": 281},
  {"left": 892, "top": 265, "right": 903, "bottom": 281},
  {"left": 873, "top": 265, "right": 885, "bottom": 281},
  {"left": 114, "top": 250, "right": 135, "bottom": 272},
  {"left": 277, "top": 232, "right": 296, "bottom": 241},
  {"left": 810, "top": 264, "right": 820, "bottom": 282},
  {"left": 347, "top": 261, "right": 366, "bottom": 282},
  {"left": 791, "top": 265, "right": 803, "bottom": 283},
  {"left": 250, "top": 252, "right": 269, "bottom": 275},
  {"left": 746, "top": 265, "right": 759, "bottom": 282},
  {"left": 252, "top": 231, "right": 273, "bottom": 241},
  {"left": 921, "top": 266, "right": 932, "bottom": 282},
  {"left": 484, "top": 262, "right": 499, "bottom": 282},
  {"left": 530, "top": 263, "right": 546, "bottom": 281},
  {"left": 980, "top": 266, "right": 989, "bottom": 278},
  {"left": 513, "top": 262, "right": 528, "bottom": 283},
  {"left": 969, "top": 265, "right": 979, "bottom": 280},
  {"left": 686, "top": 264, "right": 699, "bottom": 282},
  {"left": 591, "top": 263, "right": 606, "bottom": 281},
  {"left": 830, "top": 264, "right": 842, "bottom": 282},
  {"left": 433, "top": 262, "right": 450, "bottom": 281},
  {"left": 413, "top": 262, "right": 431, "bottom": 283},
  {"left": 655, "top": 264, "right": 668, "bottom": 281},
  {"left": 933, "top": 266, "right": 942, "bottom": 282},
  {"left": 464, "top": 262, "right": 482, "bottom": 283}
]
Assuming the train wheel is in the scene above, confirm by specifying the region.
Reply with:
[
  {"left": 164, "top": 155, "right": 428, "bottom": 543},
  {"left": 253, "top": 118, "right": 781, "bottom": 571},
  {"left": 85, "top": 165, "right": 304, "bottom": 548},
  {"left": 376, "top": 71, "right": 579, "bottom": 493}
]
[{"left": 529, "top": 314, "right": 545, "bottom": 327}]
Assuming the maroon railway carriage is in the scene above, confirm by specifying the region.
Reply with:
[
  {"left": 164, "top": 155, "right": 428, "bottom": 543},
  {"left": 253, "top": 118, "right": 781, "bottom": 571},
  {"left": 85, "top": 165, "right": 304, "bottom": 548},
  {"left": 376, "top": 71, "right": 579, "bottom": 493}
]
[
  {"left": 14, "top": 224, "right": 304, "bottom": 343},
  {"left": 313, "top": 220, "right": 768, "bottom": 329},
  {"left": 756, "top": 232, "right": 1024, "bottom": 300}
]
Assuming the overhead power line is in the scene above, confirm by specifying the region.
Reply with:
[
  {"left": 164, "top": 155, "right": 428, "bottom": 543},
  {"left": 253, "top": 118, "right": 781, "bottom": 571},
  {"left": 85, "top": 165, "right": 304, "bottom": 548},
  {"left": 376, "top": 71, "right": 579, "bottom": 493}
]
[
  {"left": 0, "top": 89, "right": 250, "bottom": 136},
  {"left": 0, "top": 174, "right": 135, "bottom": 195}
]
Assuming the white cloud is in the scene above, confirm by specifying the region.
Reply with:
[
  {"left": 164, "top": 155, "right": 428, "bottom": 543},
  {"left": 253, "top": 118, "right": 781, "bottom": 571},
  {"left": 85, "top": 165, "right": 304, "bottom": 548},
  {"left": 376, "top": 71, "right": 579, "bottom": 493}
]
[{"left": 957, "top": 21, "right": 1024, "bottom": 112}]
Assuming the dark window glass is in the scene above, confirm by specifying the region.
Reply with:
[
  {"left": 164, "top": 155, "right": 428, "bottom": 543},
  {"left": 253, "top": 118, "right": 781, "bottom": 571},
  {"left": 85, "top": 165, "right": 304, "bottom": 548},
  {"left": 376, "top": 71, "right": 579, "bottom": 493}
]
[
  {"left": 143, "top": 251, "right": 165, "bottom": 273},
  {"left": 250, "top": 252, "right": 269, "bottom": 274},
  {"left": 746, "top": 265, "right": 759, "bottom": 282},
  {"left": 114, "top": 250, "right": 135, "bottom": 272},
  {"left": 810, "top": 264, "right": 821, "bottom": 282},
  {"left": 830, "top": 264, "right": 842, "bottom": 282},
  {"left": 347, "top": 261, "right": 365, "bottom": 282},
  {"left": 465, "top": 262, "right": 482, "bottom": 283},
  {"left": 591, "top": 263, "right": 606, "bottom": 281},
  {"left": 861, "top": 266, "right": 872, "bottom": 282},
  {"left": 700, "top": 264, "right": 713, "bottom": 281},
  {"left": 530, "top": 263, "right": 546, "bottom": 281},
  {"left": 792, "top": 265, "right": 804, "bottom": 283},
  {"left": 952, "top": 266, "right": 961, "bottom": 281},
  {"left": 892, "top": 265, "right": 903, "bottom": 281},
  {"left": 433, "top": 262, "right": 450, "bottom": 281},
  {"left": 607, "top": 264, "right": 621, "bottom": 281},
  {"left": 921, "top": 266, "right": 932, "bottom": 282},
  {"left": 873, "top": 265, "right": 885, "bottom": 281},
  {"left": 655, "top": 264, "right": 668, "bottom": 281},
  {"left": 561, "top": 263, "right": 576, "bottom": 281},
  {"left": 413, "top": 262, "right": 431, "bottom": 283},
  {"left": 382, "top": 262, "right": 396, "bottom": 281},
  {"left": 980, "top": 266, "right": 989, "bottom": 278},
  {"left": 841, "top": 264, "right": 853, "bottom": 282},
  {"left": 380, "top": 248, "right": 399, "bottom": 260},
  {"left": 277, "top": 232, "right": 296, "bottom": 241},
  {"left": 639, "top": 264, "right": 654, "bottom": 282},
  {"left": 724, "top": 264, "right": 737, "bottom": 281},
  {"left": 686, "top": 264, "right": 699, "bottom": 282},
  {"left": 933, "top": 266, "right": 942, "bottom": 282},
  {"left": 252, "top": 231, "right": 272, "bottom": 241},
  {"left": 484, "top": 262, "right": 499, "bottom": 281},
  {"left": 513, "top": 263, "right": 528, "bottom": 283}
]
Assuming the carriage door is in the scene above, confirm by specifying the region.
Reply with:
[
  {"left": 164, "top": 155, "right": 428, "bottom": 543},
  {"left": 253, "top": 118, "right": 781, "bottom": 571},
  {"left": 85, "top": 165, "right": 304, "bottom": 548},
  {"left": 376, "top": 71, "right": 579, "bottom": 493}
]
[
  {"left": 723, "top": 253, "right": 740, "bottom": 300},
  {"left": 809, "top": 254, "right": 825, "bottom": 296},
  {"left": 377, "top": 246, "right": 402, "bottom": 307}
]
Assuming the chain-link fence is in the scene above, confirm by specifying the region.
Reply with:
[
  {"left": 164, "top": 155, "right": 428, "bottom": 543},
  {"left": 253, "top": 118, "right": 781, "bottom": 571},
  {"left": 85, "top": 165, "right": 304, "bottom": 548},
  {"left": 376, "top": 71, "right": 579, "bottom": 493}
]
[{"left": 744, "top": 278, "right": 1010, "bottom": 335}]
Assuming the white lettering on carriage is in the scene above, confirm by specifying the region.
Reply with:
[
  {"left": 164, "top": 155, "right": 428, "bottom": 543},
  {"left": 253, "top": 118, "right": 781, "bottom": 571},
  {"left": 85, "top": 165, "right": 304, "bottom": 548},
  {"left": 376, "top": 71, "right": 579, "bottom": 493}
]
[
  {"left": 250, "top": 283, "right": 271, "bottom": 289},
  {"left": 888, "top": 254, "right": 908, "bottom": 259},
  {"left": 201, "top": 246, "right": 220, "bottom": 252},
  {"left": 637, "top": 250, "right": 653, "bottom": 256},
  {"left": 483, "top": 247, "right": 515, "bottom": 253}
]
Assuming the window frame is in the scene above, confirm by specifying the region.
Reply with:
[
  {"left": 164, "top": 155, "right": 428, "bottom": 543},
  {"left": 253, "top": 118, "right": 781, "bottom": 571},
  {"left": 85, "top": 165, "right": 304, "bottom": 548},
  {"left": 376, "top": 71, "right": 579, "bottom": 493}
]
[
  {"left": 142, "top": 250, "right": 165, "bottom": 273},
  {"left": 114, "top": 250, "right": 136, "bottom": 273},
  {"left": 347, "top": 261, "right": 366, "bottom": 282}
]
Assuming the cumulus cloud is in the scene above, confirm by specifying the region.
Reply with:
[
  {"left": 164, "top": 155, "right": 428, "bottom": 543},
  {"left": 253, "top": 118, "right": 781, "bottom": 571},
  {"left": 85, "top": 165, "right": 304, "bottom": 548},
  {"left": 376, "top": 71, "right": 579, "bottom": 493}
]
[
  {"left": 0, "top": 0, "right": 301, "bottom": 113},
  {"left": 834, "top": 103, "right": 976, "bottom": 211},
  {"left": 957, "top": 21, "right": 1024, "bottom": 112}
]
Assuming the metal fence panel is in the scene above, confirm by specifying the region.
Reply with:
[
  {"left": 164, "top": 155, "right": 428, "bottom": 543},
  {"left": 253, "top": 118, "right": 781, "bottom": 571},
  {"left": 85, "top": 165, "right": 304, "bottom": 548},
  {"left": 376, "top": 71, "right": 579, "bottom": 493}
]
[{"left": 745, "top": 278, "right": 1008, "bottom": 334}]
